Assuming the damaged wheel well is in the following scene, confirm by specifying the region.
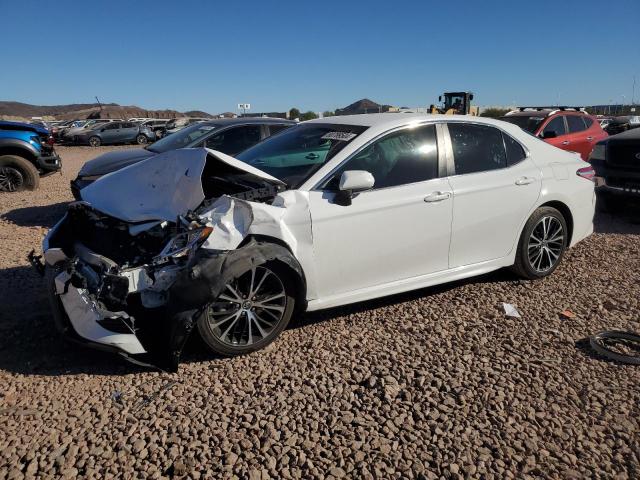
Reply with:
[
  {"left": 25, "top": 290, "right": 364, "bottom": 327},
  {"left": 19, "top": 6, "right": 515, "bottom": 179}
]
[{"left": 240, "top": 235, "right": 307, "bottom": 312}]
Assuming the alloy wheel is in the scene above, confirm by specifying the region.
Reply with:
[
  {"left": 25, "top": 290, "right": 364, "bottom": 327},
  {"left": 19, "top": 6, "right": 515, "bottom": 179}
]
[
  {"left": 0, "top": 167, "right": 24, "bottom": 192},
  {"left": 527, "top": 216, "right": 564, "bottom": 273},
  {"left": 89, "top": 137, "right": 101, "bottom": 147},
  {"left": 205, "top": 266, "right": 287, "bottom": 347}
]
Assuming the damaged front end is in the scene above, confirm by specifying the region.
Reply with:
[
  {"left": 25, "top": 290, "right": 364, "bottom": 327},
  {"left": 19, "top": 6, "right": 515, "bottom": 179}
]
[
  {"left": 34, "top": 148, "right": 298, "bottom": 371},
  {"left": 39, "top": 202, "right": 209, "bottom": 370}
]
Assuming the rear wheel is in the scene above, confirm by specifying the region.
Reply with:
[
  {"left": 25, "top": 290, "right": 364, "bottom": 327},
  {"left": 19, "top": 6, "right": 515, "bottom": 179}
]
[
  {"left": 89, "top": 136, "right": 101, "bottom": 147},
  {"left": 197, "top": 262, "right": 296, "bottom": 356},
  {"left": 513, "top": 206, "right": 568, "bottom": 280},
  {"left": 136, "top": 134, "right": 148, "bottom": 145},
  {"left": 0, "top": 155, "right": 39, "bottom": 192}
]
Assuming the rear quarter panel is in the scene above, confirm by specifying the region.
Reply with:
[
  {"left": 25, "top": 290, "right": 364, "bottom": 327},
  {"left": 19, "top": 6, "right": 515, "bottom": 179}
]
[{"left": 525, "top": 139, "right": 595, "bottom": 247}]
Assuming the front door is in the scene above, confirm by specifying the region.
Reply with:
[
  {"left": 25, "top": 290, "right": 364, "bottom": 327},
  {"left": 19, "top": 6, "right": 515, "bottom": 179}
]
[{"left": 308, "top": 123, "right": 453, "bottom": 299}]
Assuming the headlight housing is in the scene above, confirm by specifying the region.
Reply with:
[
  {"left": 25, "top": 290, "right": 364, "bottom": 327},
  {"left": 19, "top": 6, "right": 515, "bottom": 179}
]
[{"left": 154, "top": 226, "right": 213, "bottom": 262}]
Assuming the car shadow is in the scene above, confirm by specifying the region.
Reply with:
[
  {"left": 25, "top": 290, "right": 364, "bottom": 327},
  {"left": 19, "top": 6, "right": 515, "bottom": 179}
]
[
  {"left": 2, "top": 203, "right": 638, "bottom": 377},
  {"left": 1, "top": 202, "right": 70, "bottom": 228},
  {"left": 593, "top": 199, "right": 640, "bottom": 235}
]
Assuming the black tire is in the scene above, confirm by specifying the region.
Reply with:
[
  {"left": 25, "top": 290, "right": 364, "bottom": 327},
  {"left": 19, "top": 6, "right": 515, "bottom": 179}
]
[
  {"left": 197, "top": 261, "right": 296, "bottom": 356},
  {"left": 136, "top": 134, "right": 148, "bottom": 145},
  {"left": 0, "top": 155, "right": 39, "bottom": 192},
  {"left": 512, "top": 206, "right": 568, "bottom": 280},
  {"left": 88, "top": 136, "right": 101, "bottom": 147}
]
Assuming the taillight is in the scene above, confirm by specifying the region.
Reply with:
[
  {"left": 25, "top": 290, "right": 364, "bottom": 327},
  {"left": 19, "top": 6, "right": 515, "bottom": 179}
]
[
  {"left": 47, "top": 135, "right": 55, "bottom": 146},
  {"left": 577, "top": 166, "right": 596, "bottom": 181}
]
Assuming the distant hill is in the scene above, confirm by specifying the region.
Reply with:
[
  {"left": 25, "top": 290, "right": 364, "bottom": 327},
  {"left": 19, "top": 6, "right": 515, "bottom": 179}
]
[
  {"left": 0, "top": 101, "right": 213, "bottom": 121},
  {"left": 335, "top": 98, "right": 394, "bottom": 115}
]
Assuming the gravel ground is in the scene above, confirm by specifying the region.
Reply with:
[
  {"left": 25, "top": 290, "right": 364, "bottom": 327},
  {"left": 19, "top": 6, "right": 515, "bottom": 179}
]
[{"left": 1, "top": 146, "right": 639, "bottom": 479}]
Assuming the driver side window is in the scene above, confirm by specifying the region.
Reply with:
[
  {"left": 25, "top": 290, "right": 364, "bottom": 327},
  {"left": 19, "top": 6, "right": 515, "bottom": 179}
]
[{"left": 325, "top": 124, "right": 438, "bottom": 190}]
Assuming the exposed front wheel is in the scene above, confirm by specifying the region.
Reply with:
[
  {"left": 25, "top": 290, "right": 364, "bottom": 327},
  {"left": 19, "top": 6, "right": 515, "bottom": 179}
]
[
  {"left": 136, "top": 134, "right": 148, "bottom": 145},
  {"left": 513, "top": 206, "right": 568, "bottom": 280},
  {"left": 89, "top": 136, "right": 101, "bottom": 147},
  {"left": 197, "top": 262, "right": 296, "bottom": 356},
  {"left": 0, "top": 155, "right": 40, "bottom": 192}
]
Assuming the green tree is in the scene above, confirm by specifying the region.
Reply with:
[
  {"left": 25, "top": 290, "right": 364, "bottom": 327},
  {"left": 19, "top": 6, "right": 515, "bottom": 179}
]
[
  {"left": 322, "top": 110, "right": 335, "bottom": 117},
  {"left": 288, "top": 108, "right": 300, "bottom": 120},
  {"left": 480, "top": 108, "right": 510, "bottom": 118},
  {"left": 300, "top": 111, "right": 319, "bottom": 121}
]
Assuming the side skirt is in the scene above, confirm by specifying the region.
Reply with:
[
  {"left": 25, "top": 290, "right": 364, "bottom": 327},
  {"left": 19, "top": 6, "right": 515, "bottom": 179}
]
[{"left": 306, "top": 256, "right": 512, "bottom": 312}]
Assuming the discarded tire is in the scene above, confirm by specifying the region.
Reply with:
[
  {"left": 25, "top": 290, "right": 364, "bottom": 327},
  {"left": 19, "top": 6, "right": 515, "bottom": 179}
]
[{"left": 589, "top": 330, "right": 640, "bottom": 365}]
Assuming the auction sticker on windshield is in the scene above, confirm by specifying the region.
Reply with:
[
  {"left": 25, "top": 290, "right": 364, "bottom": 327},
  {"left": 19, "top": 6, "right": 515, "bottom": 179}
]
[{"left": 321, "top": 132, "right": 357, "bottom": 141}]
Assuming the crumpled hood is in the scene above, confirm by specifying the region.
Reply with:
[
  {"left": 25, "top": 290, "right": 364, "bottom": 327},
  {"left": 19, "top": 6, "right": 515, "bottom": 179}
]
[
  {"left": 79, "top": 148, "right": 155, "bottom": 176},
  {"left": 80, "top": 148, "right": 285, "bottom": 223}
]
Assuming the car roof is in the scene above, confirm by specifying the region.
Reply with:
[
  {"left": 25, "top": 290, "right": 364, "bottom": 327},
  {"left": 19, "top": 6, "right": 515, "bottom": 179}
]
[
  {"left": 199, "top": 117, "right": 296, "bottom": 127},
  {"left": 302, "top": 112, "right": 513, "bottom": 129}
]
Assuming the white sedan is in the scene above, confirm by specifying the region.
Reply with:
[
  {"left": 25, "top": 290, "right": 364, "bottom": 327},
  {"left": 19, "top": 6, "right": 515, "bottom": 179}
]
[{"left": 39, "top": 114, "right": 595, "bottom": 368}]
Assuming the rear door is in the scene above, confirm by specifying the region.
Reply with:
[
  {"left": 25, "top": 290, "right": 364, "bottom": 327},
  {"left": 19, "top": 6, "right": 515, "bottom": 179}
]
[
  {"left": 445, "top": 122, "right": 541, "bottom": 267},
  {"left": 565, "top": 115, "right": 591, "bottom": 160},
  {"left": 119, "top": 122, "right": 139, "bottom": 142}
]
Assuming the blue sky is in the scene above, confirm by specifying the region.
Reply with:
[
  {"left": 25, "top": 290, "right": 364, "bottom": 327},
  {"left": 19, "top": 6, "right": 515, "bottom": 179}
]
[{"left": 1, "top": 0, "right": 638, "bottom": 113}]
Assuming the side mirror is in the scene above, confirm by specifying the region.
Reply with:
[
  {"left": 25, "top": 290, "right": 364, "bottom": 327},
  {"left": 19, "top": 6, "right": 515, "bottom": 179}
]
[
  {"left": 469, "top": 94, "right": 474, "bottom": 101},
  {"left": 334, "top": 170, "right": 375, "bottom": 206},
  {"left": 100, "top": 128, "right": 106, "bottom": 132},
  {"left": 542, "top": 130, "right": 557, "bottom": 139},
  {"left": 438, "top": 96, "right": 442, "bottom": 102}
]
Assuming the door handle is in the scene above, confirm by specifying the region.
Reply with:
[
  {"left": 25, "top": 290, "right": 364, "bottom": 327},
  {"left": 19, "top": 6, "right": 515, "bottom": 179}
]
[
  {"left": 305, "top": 153, "right": 319, "bottom": 160},
  {"left": 561, "top": 140, "right": 570, "bottom": 146},
  {"left": 515, "top": 177, "right": 535, "bottom": 186},
  {"left": 586, "top": 136, "right": 593, "bottom": 141},
  {"left": 424, "top": 191, "right": 451, "bottom": 202}
]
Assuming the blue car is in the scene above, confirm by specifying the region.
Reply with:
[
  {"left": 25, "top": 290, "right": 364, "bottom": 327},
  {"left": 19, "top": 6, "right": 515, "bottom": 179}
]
[{"left": 0, "top": 121, "right": 62, "bottom": 192}]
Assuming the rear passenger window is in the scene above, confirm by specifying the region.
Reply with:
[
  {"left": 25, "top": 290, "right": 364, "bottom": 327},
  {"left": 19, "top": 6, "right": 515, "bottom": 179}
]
[
  {"left": 583, "top": 116, "right": 594, "bottom": 128},
  {"left": 448, "top": 123, "right": 506, "bottom": 175},
  {"left": 543, "top": 116, "right": 566, "bottom": 137},
  {"left": 503, "top": 133, "right": 526, "bottom": 166},
  {"left": 567, "top": 115, "right": 587, "bottom": 133}
]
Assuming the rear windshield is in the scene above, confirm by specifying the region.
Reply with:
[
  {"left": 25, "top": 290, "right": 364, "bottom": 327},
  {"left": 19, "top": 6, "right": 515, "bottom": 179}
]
[
  {"left": 236, "top": 123, "right": 368, "bottom": 187},
  {"left": 500, "top": 115, "right": 545, "bottom": 134}
]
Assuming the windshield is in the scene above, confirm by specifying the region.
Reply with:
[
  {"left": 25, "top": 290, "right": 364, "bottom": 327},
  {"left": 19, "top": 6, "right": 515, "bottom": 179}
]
[
  {"left": 500, "top": 115, "right": 544, "bottom": 134},
  {"left": 236, "top": 123, "right": 368, "bottom": 187},
  {"left": 147, "top": 123, "right": 218, "bottom": 153}
]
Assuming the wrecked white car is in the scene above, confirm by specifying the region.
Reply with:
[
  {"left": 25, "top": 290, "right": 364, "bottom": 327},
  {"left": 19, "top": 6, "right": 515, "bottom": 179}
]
[{"left": 32, "top": 114, "right": 595, "bottom": 370}]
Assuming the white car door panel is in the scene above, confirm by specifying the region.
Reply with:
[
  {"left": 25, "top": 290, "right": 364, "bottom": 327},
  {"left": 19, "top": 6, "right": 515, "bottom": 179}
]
[
  {"left": 445, "top": 123, "right": 541, "bottom": 267},
  {"left": 308, "top": 123, "right": 452, "bottom": 299},
  {"left": 309, "top": 178, "right": 453, "bottom": 298}
]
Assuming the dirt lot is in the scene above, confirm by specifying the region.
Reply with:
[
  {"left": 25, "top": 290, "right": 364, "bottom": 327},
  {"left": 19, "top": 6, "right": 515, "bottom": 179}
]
[{"left": 1, "top": 146, "right": 639, "bottom": 479}]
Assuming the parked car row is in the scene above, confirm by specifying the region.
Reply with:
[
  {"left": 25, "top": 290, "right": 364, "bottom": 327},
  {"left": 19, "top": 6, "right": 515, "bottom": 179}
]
[
  {"left": 71, "top": 117, "right": 294, "bottom": 196},
  {"left": 50, "top": 117, "right": 211, "bottom": 145},
  {"left": 32, "top": 112, "right": 597, "bottom": 369}
]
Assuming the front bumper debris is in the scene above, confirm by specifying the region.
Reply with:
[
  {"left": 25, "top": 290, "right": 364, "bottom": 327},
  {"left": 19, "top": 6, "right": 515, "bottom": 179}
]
[{"left": 33, "top": 218, "right": 197, "bottom": 371}]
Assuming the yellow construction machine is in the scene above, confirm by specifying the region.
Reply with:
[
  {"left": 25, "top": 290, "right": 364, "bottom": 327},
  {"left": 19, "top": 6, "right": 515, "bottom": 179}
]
[{"left": 430, "top": 92, "right": 479, "bottom": 115}]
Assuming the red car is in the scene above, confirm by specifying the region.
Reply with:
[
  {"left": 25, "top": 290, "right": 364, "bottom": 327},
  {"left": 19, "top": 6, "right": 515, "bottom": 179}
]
[{"left": 501, "top": 107, "right": 608, "bottom": 160}]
